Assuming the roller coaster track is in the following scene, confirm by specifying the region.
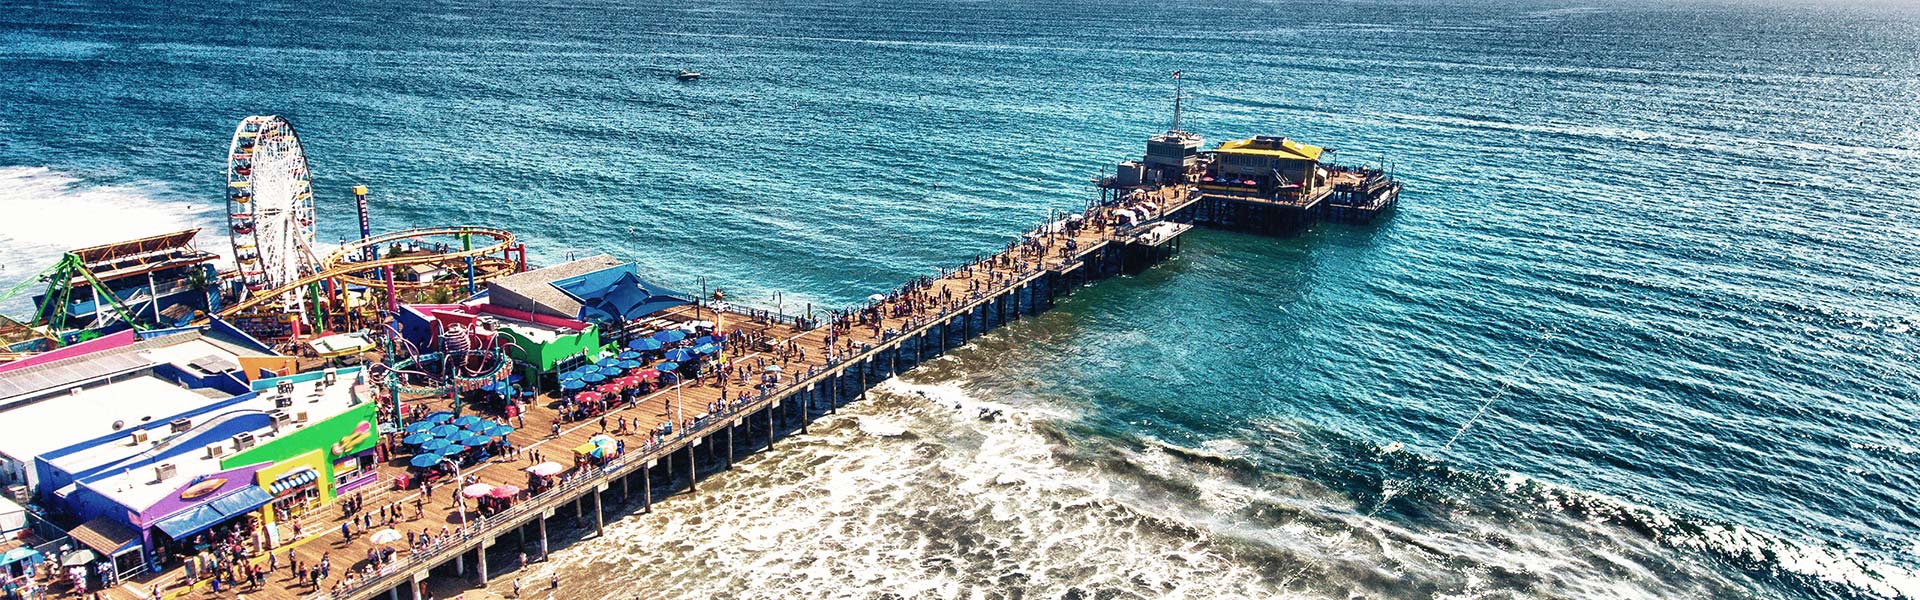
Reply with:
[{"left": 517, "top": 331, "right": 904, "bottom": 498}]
[{"left": 213, "top": 226, "right": 517, "bottom": 318}]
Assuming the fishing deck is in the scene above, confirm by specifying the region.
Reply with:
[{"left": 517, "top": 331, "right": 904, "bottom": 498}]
[{"left": 104, "top": 193, "right": 1177, "bottom": 600}]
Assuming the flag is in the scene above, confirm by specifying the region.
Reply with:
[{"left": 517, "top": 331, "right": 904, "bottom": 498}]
[{"left": 1172, "top": 70, "right": 1181, "bottom": 79}]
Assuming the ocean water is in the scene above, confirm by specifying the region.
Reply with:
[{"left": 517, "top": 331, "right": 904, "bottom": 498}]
[{"left": 3, "top": 0, "right": 1920, "bottom": 598}]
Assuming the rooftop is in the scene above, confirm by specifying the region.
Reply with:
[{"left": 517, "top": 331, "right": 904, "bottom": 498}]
[
  {"left": 62, "top": 369, "right": 367, "bottom": 512},
  {"left": 486, "top": 254, "right": 626, "bottom": 319},
  {"left": 1216, "top": 136, "right": 1326, "bottom": 162},
  {"left": 0, "top": 329, "right": 255, "bottom": 408},
  {"left": 0, "top": 375, "right": 228, "bottom": 463}
]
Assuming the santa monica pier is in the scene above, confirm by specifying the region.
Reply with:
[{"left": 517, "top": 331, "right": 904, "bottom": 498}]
[{"left": 0, "top": 98, "right": 1398, "bottom": 600}]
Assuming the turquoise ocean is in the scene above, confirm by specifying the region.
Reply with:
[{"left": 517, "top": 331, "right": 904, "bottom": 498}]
[{"left": 2, "top": 0, "right": 1918, "bottom": 597}]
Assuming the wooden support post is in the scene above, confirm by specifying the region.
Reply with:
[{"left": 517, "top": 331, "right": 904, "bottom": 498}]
[
  {"left": 537, "top": 515, "right": 549, "bottom": 558},
  {"left": 860, "top": 359, "right": 869, "bottom": 400},
  {"left": 642, "top": 462, "right": 653, "bottom": 513},
  {"left": 800, "top": 387, "right": 810, "bottom": 435},
  {"left": 726, "top": 421, "right": 735, "bottom": 467},
  {"left": 455, "top": 551, "right": 465, "bottom": 576},
  {"left": 688, "top": 444, "right": 699, "bottom": 497},
  {"left": 476, "top": 543, "right": 488, "bottom": 584},
  {"left": 621, "top": 471, "right": 629, "bottom": 501},
  {"left": 593, "top": 489, "right": 604, "bottom": 537},
  {"left": 767, "top": 404, "right": 776, "bottom": 448}
]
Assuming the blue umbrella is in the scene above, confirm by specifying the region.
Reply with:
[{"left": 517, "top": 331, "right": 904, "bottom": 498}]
[
  {"left": 485, "top": 423, "right": 516, "bottom": 437},
  {"left": 695, "top": 336, "right": 717, "bottom": 346},
  {"left": 582, "top": 372, "right": 606, "bottom": 383},
  {"left": 424, "top": 411, "right": 455, "bottom": 424},
  {"left": 652, "top": 329, "right": 686, "bottom": 343},
  {"left": 402, "top": 432, "right": 436, "bottom": 445},
  {"left": 421, "top": 438, "right": 452, "bottom": 452},
  {"left": 663, "top": 348, "right": 695, "bottom": 362},
  {"left": 617, "top": 351, "right": 641, "bottom": 360},
  {"left": 692, "top": 343, "right": 719, "bottom": 355},
  {"left": 459, "top": 432, "right": 492, "bottom": 446},
  {"left": 405, "top": 422, "right": 434, "bottom": 434},
  {"left": 598, "top": 365, "right": 623, "bottom": 377},
  {"left": 655, "top": 361, "right": 680, "bottom": 372},
  {"left": 453, "top": 415, "right": 482, "bottom": 428},
  {"left": 597, "top": 357, "right": 620, "bottom": 368},
  {"left": 617, "top": 359, "right": 642, "bottom": 369},
  {"left": 561, "top": 379, "right": 586, "bottom": 391},
  {"left": 409, "top": 453, "right": 444, "bottom": 469},
  {"left": 463, "top": 420, "right": 491, "bottom": 432},
  {"left": 429, "top": 424, "right": 460, "bottom": 438},
  {"left": 628, "top": 338, "right": 663, "bottom": 351}
]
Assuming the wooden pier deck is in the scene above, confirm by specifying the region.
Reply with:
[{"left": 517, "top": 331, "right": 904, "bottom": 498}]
[{"left": 98, "top": 192, "right": 1187, "bottom": 600}]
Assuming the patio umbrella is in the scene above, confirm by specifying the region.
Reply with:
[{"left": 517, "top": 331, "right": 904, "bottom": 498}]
[
  {"left": 424, "top": 411, "right": 455, "bottom": 424},
  {"left": 576, "top": 391, "right": 605, "bottom": 404},
  {"left": 868, "top": 293, "right": 886, "bottom": 303},
  {"left": 560, "top": 371, "right": 582, "bottom": 382},
  {"left": 405, "top": 422, "right": 435, "bottom": 434},
  {"left": 597, "top": 383, "right": 622, "bottom": 395},
  {"left": 617, "top": 351, "right": 641, "bottom": 360},
  {"left": 459, "top": 432, "right": 493, "bottom": 447},
  {"left": 692, "top": 343, "right": 719, "bottom": 355},
  {"left": 402, "top": 432, "right": 435, "bottom": 445},
  {"left": 561, "top": 379, "right": 586, "bottom": 391},
  {"left": 763, "top": 364, "right": 783, "bottom": 373},
  {"left": 453, "top": 415, "right": 482, "bottom": 428},
  {"left": 462, "top": 419, "right": 491, "bottom": 432},
  {"left": 421, "top": 438, "right": 452, "bottom": 453},
  {"left": 488, "top": 484, "right": 522, "bottom": 498},
  {"left": 694, "top": 336, "right": 717, "bottom": 346},
  {"left": 617, "top": 359, "right": 643, "bottom": 369},
  {"left": 409, "top": 453, "right": 444, "bottom": 468},
  {"left": 628, "top": 338, "right": 662, "bottom": 351},
  {"left": 429, "top": 425, "right": 460, "bottom": 438},
  {"left": 597, "top": 357, "right": 620, "bottom": 368},
  {"left": 598, "top": 365, "right": 623, "bottom": 377},
  {"left": 655, "top": 361, "right": 679, "bottom": 373},
  {"left": 527, "top": 461, "right": 565, "bottom": 477},
  {"left": 368, "top": 528, "right": 403, "bottom": 545},
  {"left": 652, "top": 329, "right": 687, "bottom": 343},
  {"left": 60, "top": 549, "right": 97, "bottom": 567},
  {"left": 663, "top": 348, "right": 695, "bottom": 362},
  {"left": 634, "top": 369, "right": 660, "bottom": 381},
  {"left": 485, "top": 423, "right": 516, "bottom": 437},
  {"left": 582, "top": 372, "right": 607, "bottom": 384},
  {"left": 0, "top": 547, "right": 42, "bottom": 567},
  {"left": 461, "top": 483, "right": 495, "bottom": 498}
]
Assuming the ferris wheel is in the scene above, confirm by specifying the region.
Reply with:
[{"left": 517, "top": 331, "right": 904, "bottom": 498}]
[{"left": 225, "top": 115, "right": 318, "bottom": 306}]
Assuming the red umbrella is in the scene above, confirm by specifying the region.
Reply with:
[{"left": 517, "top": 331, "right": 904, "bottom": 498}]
[
  {"left": 488, "top": 484, "right": 521, "bottom": 498},
  {"left": 634, "top": 369, "right": 660, "bottom": 381},
  {"left": 576, "top": 391, "right": 604, "bottom": 403}
]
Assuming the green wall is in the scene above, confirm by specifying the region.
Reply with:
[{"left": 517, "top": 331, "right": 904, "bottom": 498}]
[
  {"left": 221, "top": 400, "right": 379, "bottom": 482},
  {"left": 500, "top": 323, "right": 604, "bottom": 376}
]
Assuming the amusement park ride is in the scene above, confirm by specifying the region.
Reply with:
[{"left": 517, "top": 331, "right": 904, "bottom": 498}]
[{"left": 0, "top": 115, "right": 530, "bottom": 369}]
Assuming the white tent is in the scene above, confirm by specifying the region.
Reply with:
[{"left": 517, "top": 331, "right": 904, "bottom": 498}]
[{"left": 0, "top": 496, "right": 25, "bottom": 537}]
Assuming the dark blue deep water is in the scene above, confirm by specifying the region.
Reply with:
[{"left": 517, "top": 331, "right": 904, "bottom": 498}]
[{"left": 2, "top": 0, "right": 1918, "bottom": 598}]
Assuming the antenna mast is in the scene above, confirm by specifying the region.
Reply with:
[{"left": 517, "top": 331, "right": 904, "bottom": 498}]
[{"left": 1169, "top": 70, "right": 1186, "bottom": 134}]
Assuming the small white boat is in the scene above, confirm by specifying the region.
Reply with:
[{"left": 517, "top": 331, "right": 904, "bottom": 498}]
[{"left": 675, "top": 69, "right": 701, "bottom": 81}]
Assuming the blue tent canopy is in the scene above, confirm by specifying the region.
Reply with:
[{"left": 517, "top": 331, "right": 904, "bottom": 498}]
[
  {"left": 152, "top": 485, "right": 272, "bottom": 539},
  {"left": 598, "top": 366, "right": 623, "bottom": 377},
  {"left": 597, "top": 357, "right": 620, "bottom": 368},
  {"left": 628, "top": 338, "right": 663, "bottom": 351},
  {"left": 429, "top": 425, "right": 460, "bottom": 437},
  {"left": 0, "top": 547, "right": 43, "bottom": 567},
  {"left": 453, "top": 415, "right": 482, "bottom": 428},
  {"left": 561, "top": 379, "right": 586, "bottom": 391},
  {"left": 485, "top": 423, "right": 516, "bottom": 437},
  {"left": 424, "top": 411, "right": 455, "bottom": 424},
  {"left": 566, "top": 270, "right": 692, "bottom": 322},
  {"left": 402, "top": 432, "right": 436, "bottom": 445},
  {"left": 421, "top": 438, "right": 452, "bottom": 452},
  {"left": 405, "top": 422, "right": 434, "bottom": 434},
  {"left": 617, "top": 351, "right": 641, "bottom": 360},
  {"left": 582, "top": 372, "right": 606, "bottom": 383},
  {"left": 617, "top": 359, "right": 642, "bottom": 369}
]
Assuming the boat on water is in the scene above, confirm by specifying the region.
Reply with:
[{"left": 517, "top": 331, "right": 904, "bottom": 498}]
[{"left": 675, "top": 69, "right": 700, "bottom": 81}]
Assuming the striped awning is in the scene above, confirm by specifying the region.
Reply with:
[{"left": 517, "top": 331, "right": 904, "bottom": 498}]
[{"left": 268, "top": 469, "right": 319, "bottom": 495}]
